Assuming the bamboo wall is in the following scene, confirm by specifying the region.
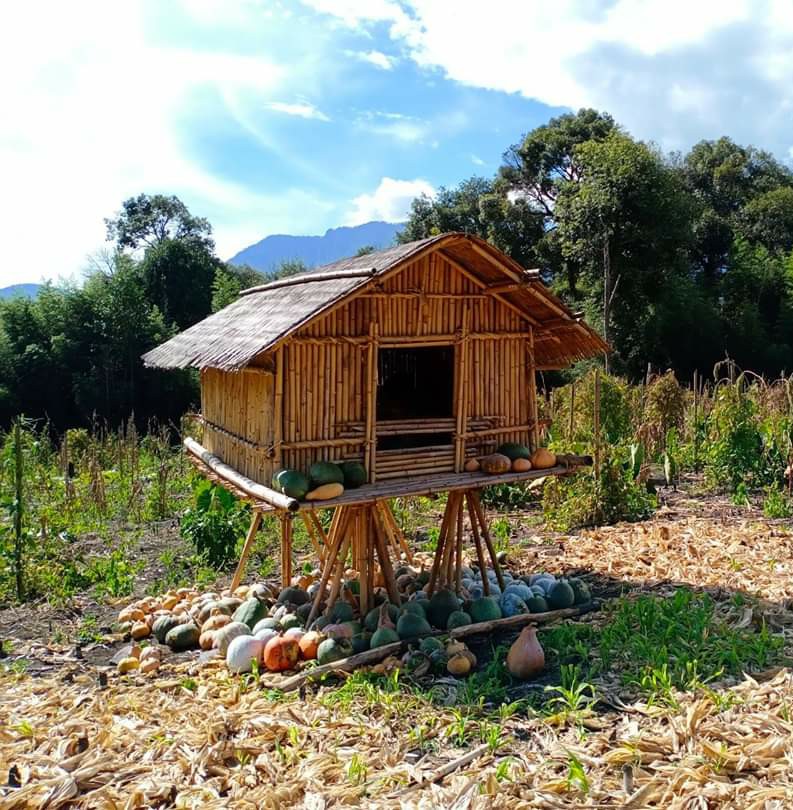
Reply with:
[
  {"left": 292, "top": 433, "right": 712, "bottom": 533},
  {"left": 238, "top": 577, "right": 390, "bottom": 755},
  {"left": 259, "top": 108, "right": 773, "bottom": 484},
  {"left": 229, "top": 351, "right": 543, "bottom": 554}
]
[
  {"left": 200, "top": 367, "right": 274, "bottom": 483},
  {"left": 280, "top": 251, "right": 536, "bottom": 480}
]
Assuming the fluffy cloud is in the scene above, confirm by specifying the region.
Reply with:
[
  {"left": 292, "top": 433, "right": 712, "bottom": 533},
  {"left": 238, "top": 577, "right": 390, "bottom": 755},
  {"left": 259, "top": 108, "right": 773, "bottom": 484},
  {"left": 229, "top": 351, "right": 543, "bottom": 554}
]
[
  {"left": 345, "top": 177, "right": 435, "bottom": 224},
  {"left": 266, "top": 101, "right": 331, "bottom": 121},
  {"left": 303, "top": 0, "right": 793, "bottom": 157}
]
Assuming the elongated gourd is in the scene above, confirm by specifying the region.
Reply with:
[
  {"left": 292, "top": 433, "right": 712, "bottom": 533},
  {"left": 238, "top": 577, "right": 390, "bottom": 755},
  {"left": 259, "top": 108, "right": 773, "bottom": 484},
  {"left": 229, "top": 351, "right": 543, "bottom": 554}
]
[{"left": 305, "top": 482, "right": 345, "bottom": 501}]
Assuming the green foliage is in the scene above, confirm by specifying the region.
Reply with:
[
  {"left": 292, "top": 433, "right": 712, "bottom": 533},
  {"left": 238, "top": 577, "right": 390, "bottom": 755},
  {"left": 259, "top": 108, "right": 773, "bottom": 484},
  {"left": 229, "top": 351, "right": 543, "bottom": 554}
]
[
  {"left": 762, "top": 484, "right": 792, "bottom": 518},
  {"left": 180, "top": 480, "right": 249, "bottom": 569},
  {"left": 542, "top": 452, "right": 656, "bottom": 531}
]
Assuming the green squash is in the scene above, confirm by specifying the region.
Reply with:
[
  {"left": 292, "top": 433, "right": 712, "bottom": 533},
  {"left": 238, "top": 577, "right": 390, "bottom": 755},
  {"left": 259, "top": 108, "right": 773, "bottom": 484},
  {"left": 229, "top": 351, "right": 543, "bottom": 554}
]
[
  {"left": 340, "top": 461, "right": 367, "bottom": 489},
  {"left": 351, "top": 632, "right": 371, "bottom": 654},
  {"left": 164, "top": 623, "right": 200, "bottom": 652},
  {"left": 330, "top": 601, "right": 355, "bottom": 623},
  {"left": 233, "top": 598, "right": 268, "bottom": 630},
  {"left": 152, "top": 615, "right": 182, "bottom": 644},
  {"left": 469, "top": 596, "right": 502, "bottom": 623},
  {"left": 400, "top": 601, "right": 427, "bottom": 618},
  {"left": 419, "top": 636, "right": 445, "bottom": 654},
  {"left": 273, "top": 469, "right": 310, "bottom": 499},
  {"left": 279, "top": 613, "right": 303, "bottom": 630},
  {"left": 446, "top": 610, "right": 472, "bottom": 630},
  {"left": 365, "top": 603, "right": 397, "bottom": 632},
  {"left": 309, "top": 461, "right": 344, "bottom": 488},
  {"left": 526, "top": 595, "right": 549, "bottom": 613},
  {"left": 317, "top": 637, "right": 353, "bottom": 665},
  {"left": 547, "top": 580, "right": 575, "bottom": 609},
  {"left": 370, "top": 626, "right": 400, "bottom": 648},
  {"left": 277, "top": 586, "right": 309, "bottom": 606},
  {"left": 396, "top": 612, "right": 432, "bottom": 639},
  {"left": 569, "top": 578, "right": 592, "bottom": 605},
  {"left": 427, "top": 588, "right": 459, "bottom": 629},
  {"left": 496, "top": 442, "right": 531, "bottom": 461}
]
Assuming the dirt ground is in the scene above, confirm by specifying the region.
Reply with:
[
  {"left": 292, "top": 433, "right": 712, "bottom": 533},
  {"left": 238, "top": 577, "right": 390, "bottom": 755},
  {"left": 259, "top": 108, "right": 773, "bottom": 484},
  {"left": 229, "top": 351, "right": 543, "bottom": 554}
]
[{"left": 2, "top": 481, "right": 793, "bottom": 808}]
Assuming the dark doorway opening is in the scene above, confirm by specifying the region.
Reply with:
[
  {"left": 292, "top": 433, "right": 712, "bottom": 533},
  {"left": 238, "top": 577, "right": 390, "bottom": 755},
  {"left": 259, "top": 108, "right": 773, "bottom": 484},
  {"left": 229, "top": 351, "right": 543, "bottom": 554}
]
[{"left": 376, "top": 346, "right": 454, "bottom": 451}]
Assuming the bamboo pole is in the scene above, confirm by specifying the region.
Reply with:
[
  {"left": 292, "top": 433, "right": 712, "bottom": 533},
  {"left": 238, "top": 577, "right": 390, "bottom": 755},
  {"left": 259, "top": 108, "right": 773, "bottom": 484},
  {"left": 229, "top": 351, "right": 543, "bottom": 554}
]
[
  {"left": 454, "top": 308, "right": 471, "bottom": 472},
  {"left": 455, "top": 496, "right": 463, "bottom": 595},
  {"left": 465, "top": 493, "right": 490, "bottom": 596},
  {"left": 440, "top": 494, "right": 460, "bottom": 588},
  {"left": 427, "top": 495, "right": 457, "bottom": 597},
  {"left": 280, "top": 513, "right": 292, "bottom": 588},
  {"left": 378, "top": 500, "right": 414, "bottom": 563},
  {"left": 527, "top": 328, "right": 538, "bottom": 450},
  {"left": 594, "top": 368, "right": 602, "bottom": 478},
  {"left": 364, "top": 322, "right": 379, "bottom": 483},
  {"left": 306, "top": 506, "right": 352, "bottom": 626},
  {"left": 470, "top": 490, "right": 505, "bottom": 590},
  {"left": 273, "top": 346, "right": 284, "bottom": 471},
  {"left": 325, "top": 528, "right": 352, "bottom": 618},
  {"left": 301, "top": 512, "right": 323, "bottom": 560},
  {"left": 230, "top": 510, "right": 263, "bottom": 592},
  {"left": 372, "top": 504, "right": 401, "bottom": 606}
]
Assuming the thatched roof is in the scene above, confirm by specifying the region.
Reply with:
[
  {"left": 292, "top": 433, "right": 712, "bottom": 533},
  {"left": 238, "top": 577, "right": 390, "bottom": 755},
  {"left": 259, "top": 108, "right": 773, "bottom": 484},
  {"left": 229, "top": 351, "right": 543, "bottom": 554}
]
[{"left": 142, "top": 233, "right": 607, "bottom": 371}]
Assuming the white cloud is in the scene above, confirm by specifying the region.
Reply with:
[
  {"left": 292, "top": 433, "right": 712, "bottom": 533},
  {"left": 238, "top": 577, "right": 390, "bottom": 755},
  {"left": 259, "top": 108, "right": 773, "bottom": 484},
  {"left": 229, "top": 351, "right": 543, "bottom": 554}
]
[
  {"left": 345, "top": 177, "right": 435, "bottom": 224},
  {"left": 352, "top": 50, "right": 396, "bottom": 70},
  {"left": 266, "top": 101, "right": 331, "bottom": 121},
  {"left": 471, "top": 154, "right": 485, "bottom": 166},
  {"left": 355, "top": 111, "right": 429, "bottom": 143},
  {"left": 303, "top": 0, "right": 793, "bottom": 157}
]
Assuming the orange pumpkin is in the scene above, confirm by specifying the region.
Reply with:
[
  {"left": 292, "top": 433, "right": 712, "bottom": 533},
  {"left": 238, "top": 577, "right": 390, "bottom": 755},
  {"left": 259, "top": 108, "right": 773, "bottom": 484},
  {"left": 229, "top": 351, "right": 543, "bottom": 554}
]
[
  {"left": 298, "top": 630, "right": 322, "bottom": 660},
  {"left": 263, "top": 636, "right": 300, "bottom": 672}
]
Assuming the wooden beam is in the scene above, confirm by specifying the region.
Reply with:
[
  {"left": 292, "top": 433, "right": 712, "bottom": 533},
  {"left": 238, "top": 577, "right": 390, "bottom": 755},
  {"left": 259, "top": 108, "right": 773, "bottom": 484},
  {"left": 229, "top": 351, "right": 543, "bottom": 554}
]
[
  {"left": 273, "top": 345, "right": 284, "bottom": 471},
  {"left": 364, "top": 322, "right": 379, "bottom": 483},
  {"left": 468, "top": 240, "right": 524, "bottom": 282},
  {"left": 230, "top": 510, "right": 263, "bottom": 592}
]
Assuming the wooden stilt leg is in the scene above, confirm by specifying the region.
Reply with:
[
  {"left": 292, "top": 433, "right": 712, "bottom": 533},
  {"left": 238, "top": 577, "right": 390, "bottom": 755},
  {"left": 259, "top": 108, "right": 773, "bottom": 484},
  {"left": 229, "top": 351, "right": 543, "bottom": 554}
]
[
  {"left": 325, "top": 530, "right": 352, "bottom": 617},
  {"left": 280, "top": 513, "right": 293, "bottom": 588},
  {"left": 306, "top": 506, "right": 352, "bottom": 626},
  {"left": 301, "top": 512, "right": 323, "bottom": 560},
  {"left": 358, "top": 509, "right": 371, "bottom": 616},
  {"left": 465, "top": 493, "right": 490, "bottom": 596},
  {"left": 230, "top": 510, "right": 263, "bottom": 592},
  {"left": 455, "top": 499, "right": 463, "bottom": 595},
  {"left": 380, "top": 501, "right": 414, "bottom": 564},
  {"left": 441, "top": 494, "right": 460, "bottom": 587},
  {"left": 470, "top": 491, "right": 505, "bottom": 590},
  {"left": 364, "top": 510, "right": 375, "bottom": 614},
  {"left": 372, "top": 504, "right": 401, "bottom": 606},
  {"left": 308, "top": 511, "right": 328, "bottom": 550},
  {"left": 427, "top": 495, "right": 457, "bottom": 597}
]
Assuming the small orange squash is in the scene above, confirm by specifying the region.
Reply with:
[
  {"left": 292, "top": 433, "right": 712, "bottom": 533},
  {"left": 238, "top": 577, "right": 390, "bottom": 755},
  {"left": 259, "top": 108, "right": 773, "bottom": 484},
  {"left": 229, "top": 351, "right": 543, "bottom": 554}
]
[
  {"left": 512, "top": 458, "right": 532, "bottom": 472},
  {"left": 529, "top": 448, "right": 556, "bottom": 470},
  {"left": 298, "top": 630, "right": 322, "bottom": 660},
  {"left": 263, "top": 636, "right": 300, "bottom": 672}
]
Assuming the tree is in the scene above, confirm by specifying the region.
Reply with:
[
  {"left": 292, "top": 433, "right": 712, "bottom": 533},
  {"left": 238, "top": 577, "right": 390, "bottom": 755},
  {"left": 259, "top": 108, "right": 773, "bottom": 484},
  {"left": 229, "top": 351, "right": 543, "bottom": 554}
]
[
  {"left": 140, "top": 238, "right": 220, "bottom": 329},
  {"left": 211, "top": 264, "right": 265, "bottom": 312},
  {"left": 739, "top": 187, "right": 793, "bottom": 254},
  {"left": 355, "top": 245, "right": 376, "bottom": 256},
  {"left": 271, "top": 259, "right": 308, "bottom": 280},
  {"left": 554, "top": 133, "right": 692, "bottom": 373},
  {"left": 105, "top": 193, "right": 214, "bottom": 251}
]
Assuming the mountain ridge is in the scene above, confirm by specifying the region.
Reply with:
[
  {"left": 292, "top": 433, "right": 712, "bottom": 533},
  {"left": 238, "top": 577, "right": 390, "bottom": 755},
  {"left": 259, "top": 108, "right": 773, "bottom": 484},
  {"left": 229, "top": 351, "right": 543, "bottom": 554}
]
[
  {"left": 228, "top": 221, "right": 404, "bottom": 271},
  {"left": 0, "top": 283, "right": 41, "bottom": 299}
]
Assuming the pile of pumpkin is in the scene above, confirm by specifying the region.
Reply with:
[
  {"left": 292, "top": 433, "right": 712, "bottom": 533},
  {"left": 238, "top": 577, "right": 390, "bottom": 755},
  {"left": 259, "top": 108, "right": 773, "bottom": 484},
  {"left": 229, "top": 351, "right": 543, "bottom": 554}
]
[
  {"left": 465, "top": 443, "right": 558, "bottom": 475},
  {"left": 271, "top": 459, "right": 367, "bottom": 502}
]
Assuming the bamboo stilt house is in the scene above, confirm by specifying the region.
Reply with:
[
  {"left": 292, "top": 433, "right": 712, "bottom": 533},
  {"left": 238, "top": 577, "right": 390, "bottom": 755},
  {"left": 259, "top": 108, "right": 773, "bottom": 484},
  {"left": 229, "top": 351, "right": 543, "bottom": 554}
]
[{"left": 143, "top": 233, "right": 607, "bottom": 508}]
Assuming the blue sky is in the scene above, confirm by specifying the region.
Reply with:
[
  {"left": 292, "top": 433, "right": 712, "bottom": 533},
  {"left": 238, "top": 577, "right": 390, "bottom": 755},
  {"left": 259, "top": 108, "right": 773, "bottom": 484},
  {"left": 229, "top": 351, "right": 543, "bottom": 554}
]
[{"left": 2, "top": 0, "right": 792, "bottom": 285}]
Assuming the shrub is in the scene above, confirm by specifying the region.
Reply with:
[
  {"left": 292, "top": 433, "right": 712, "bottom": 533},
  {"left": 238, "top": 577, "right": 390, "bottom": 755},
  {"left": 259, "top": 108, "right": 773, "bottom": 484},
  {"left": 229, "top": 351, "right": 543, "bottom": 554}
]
[
  {"left": 542, "top": 452, "right": 656, "bottom": 531},
  {"left": 180, "top": 480, "right": 249, "bottom": 568}
]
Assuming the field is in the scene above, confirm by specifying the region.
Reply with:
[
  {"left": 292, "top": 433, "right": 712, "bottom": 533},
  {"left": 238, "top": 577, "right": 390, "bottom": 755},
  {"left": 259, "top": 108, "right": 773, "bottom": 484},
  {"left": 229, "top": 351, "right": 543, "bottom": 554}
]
[{"left": 2, "top": 372, "right": 793, "bottom": 808}]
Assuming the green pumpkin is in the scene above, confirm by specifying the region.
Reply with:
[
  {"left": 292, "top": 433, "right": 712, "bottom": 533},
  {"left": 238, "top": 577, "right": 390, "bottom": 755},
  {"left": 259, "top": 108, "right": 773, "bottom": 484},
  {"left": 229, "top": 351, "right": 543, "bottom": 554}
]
[
  {"left": 496, "top": 442, "right": 531, "bottom": 461},
  {"left": 152, "top": 615, "right": 182, "bottom": 644},
  {"left": 427, "top": 588, "right": 459, "bottom": 629},
  {"left": 279, "top": 613, "right": 303, "bottom": 630},
  {"left": 419, "top": 636, "right": 445, "bottom": 654},
  {"left": 164, "top": 623, "right": 200, "bottom": 652},
  {"left": 569, "top": 578, "right": 592, "bottom": 605},
  {"left": 232, "top": 598, "right": 268, "bottom": 630},
  {"left": 446, "top": 610, "right": 472, "bottom": 629},
  {"left": 547, "top": 580, "right": 575, "bottom": 609},
  {"left": 526, "top": 595, "right": 549, "bottom": 613},
  {"left": 277, "top": 586, "right": 309, "bottom": 605},
  {"left": 400, "top": 601, "right": 427, "bottom": 618},
  {"left": 317, "top": 637, "right": 353, "bottom": 665},
  {"left": 273, "top": 469, "right": 310, "bottom": 499},
  {"left": 309, "top": 461, "right": 344, "bottom": 488},
  {"left": 370, "top": 626, "right": 400, "bottom": 648},
  {"left": 469, "top": 596, "right": 502, "bottom": 623},
  {"left": 330, "top": 601, "right": 355, "bottom": 622},
  {"left": 396, "top": 613, "right": 432, "bottom": 639},
  {"left": 365, "top": 603, "right": 397, "bottom": 631},
  {"left": 351, "top": 632, "right": 371, "bottom": 654},
  {"left": 340, "top": 461, "right": 367, "bottom": 489}
]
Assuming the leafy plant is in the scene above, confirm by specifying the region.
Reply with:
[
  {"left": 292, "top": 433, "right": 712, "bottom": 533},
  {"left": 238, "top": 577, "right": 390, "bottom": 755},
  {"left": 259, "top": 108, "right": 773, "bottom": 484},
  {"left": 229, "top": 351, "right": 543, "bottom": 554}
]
[
  {"left": 180, "top": 480, "right": 249, "bottom": 568},
  {"left": 762, "top": 483, "right": 792, "bottom": 518}
]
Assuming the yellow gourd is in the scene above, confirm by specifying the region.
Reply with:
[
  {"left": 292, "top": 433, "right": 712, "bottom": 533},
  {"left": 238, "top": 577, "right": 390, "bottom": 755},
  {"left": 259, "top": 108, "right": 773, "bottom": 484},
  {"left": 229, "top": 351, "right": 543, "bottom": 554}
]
[
  {"left": 117, "top": 657, "right": 139, "bottom": 674},
  {"left": 130, "top": 621, "right": 151, "bottom": 640},
  {"left": 447, "top": 653, "right": 472, "bottom": 676},
  {"left": 305, "top": 482, "right": 345, "bottom": 501},
  {"left": 530, "top": 448, "right": 556, "bottom": 470}
]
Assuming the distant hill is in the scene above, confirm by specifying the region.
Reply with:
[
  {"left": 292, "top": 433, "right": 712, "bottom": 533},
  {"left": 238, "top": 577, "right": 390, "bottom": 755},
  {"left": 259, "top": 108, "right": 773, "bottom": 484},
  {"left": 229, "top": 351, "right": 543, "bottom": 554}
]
[
  {"left": 0, "top": 283, "right": 41, "bottom": 299},
  {"left": 229, "top": 221, "right": 404, "bottom": 271}
]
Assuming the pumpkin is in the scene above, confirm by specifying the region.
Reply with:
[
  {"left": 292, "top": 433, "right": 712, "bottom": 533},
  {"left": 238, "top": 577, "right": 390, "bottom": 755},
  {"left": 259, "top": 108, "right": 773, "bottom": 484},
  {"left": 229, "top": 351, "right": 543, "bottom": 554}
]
[
  {"left": 140, "top": 658, "right": 160, "bottom": 675},
  {"left": 530, "top": 448, "right": 556, "bottom": 470},
  {"left": 263, "top": 636, "right": 300, "bottom": 671},
  {"left": 469, "top": 596, "right": 502, "bottom": 623},
  {"left": 279, "top": 613, "right": 303, "bottom": 631},
  {"left": 464, "top": 458, "right": 480, "bottom": 472},
  {"left": 317, "top": 637, "right": 352, "bottom": 664},
  {"left": 131, "top": 621, "right": 151, "bottom": 640},
  {"left": 254, "top": 628, "right": 279, "bottom": 646},
  {"left": 252, "top": 617, "right": 280, "bottom": 635},
  {"left": 165, "top": 623, "right": 200, "bottom": 652},
  {"left": 330, "top": 601, "right": 354, "bottom": 622},
  {"left": 233, "top": 598, "right": 268, "bottom": 630},
  {"left": 226, "top": 635, "right": 265, "bottom": 673},
  {"left": 277, "top": 586, "right": 309, "bottom": 606},
  {"left": 199, "top": 630, "right": 216, "bottom": 650},
  {"left": 512, "top": 458, "right": 532, "bottom": 472},
  {"left": 298, "top": 630, "right": 322, "bottom": 660},
  {"left": 447, "top": 653, "right": 472, "bottom": 676},
  {"left": 479, "top": 453, "right": 511, "bottom": 475},
  {"left": 506, "top": 626, "right": 545, "bottom": 679},
  {"left": 427, "top": 588, "right": 459, "bottom": 629},
  {"left": 214, "top": 621, "right": 251, "bottom": 656},
  {"left": 119, "top": 607, "right": 145, "bottom": 624},
  {"left": 283, "top": 627, "right": 304, "bottom": 641},
  {"left": 396, "top": 612, "right": 432, "bottom": 640},
  {"left": 323, "top": 622, "right": 354, "bottom": 640},
  {"left": 117, "top": 657, "right": 139, "bottom": 674},
  {"left": 139, "top": 646, "right": 161, "bottom": 663},
  {"left": 547, "top": 580, "right": 575, "bottom": 609},
  {"left": 370, "top": 601, "right": 400, "bottom": 648},
  {"left": 446, "top": 610, "right": 472, "bottom": 629},
  {"left": 305, "top": 482, "right": 345, "bottom": 501},
  {"left": 526, "top": 595, "right": 549, "bottom": 613},
  {"left": 161, "top": 595, "right": 179, "bottom": 611},
  {"left": 497, "top": 442, "right": 531, "bottom": 461},
  {"left": 202, "top": 614, "right": 231, "bottom": 633}
]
